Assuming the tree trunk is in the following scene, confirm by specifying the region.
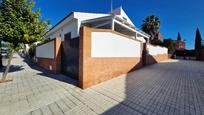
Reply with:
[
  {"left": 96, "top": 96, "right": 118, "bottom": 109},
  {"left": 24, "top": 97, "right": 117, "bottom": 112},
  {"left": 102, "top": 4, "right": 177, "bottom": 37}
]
[
  {"left": 0, "top": 41, "right": 2, "bottom": 67},
  {"left": 0, "top": 54, "right": 2, "bottom": 68},
  {"left": 1, "top": 50, "right": 14, "bottom": 81},
  {"left": 150, "top": 32, "right": 155, "bottom": 43}
]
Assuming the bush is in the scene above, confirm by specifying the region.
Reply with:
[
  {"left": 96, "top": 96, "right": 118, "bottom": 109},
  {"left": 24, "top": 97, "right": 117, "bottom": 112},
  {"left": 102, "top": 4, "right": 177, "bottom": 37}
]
[
  {"left": 174, "top": 50, "right": 195, "bottom": 57},
  {"left": 163, "top": 39, "right": 176, "bottom": 54},
  {"left": 151, "top": 39, "right": 164, "bottom": 46}
]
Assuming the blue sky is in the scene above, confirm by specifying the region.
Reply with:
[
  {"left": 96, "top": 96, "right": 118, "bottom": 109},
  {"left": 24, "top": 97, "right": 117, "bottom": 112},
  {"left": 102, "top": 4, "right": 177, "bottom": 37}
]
[{"left": 34, "top": 0, "right": 204, "bottom": 49}]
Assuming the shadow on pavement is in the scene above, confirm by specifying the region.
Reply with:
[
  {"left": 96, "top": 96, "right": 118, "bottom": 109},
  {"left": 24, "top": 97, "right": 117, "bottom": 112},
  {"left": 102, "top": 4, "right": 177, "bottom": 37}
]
[
  {"left": 23, "top": 58, "right": 78, "bottom": 86},
  {"left": 0, "top": 65, "right": 24, "bottom": 73}
]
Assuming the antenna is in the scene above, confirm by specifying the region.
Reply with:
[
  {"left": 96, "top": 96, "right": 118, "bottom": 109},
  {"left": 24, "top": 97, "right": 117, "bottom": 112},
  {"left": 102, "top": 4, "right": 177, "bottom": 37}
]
[{"left": 121, "top": 0, "right": 123, "bottom": 8}]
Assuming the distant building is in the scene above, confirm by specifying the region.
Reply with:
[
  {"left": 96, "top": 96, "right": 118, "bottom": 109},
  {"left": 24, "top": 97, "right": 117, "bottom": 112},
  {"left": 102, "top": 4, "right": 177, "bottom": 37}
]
[
  {"left": 155, "top": 32, "right": 163, "bottom": 41},
  {"left": 174, "top": 39, "right": 185, "bottom": 50}
]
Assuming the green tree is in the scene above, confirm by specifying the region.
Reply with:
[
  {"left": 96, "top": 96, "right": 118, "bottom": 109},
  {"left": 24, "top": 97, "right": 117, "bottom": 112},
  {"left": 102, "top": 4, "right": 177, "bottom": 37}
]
[
  {"left": 163, "top": 38, "right": 176, "bottom": 54},
  {"left": 0, "top": 0, "right": 49, "bottom": 82},
  {"left": 195, "top": 28, "right": 203, "bottom": 60},
  {"left": 195, "top": 28, "right": 202, "bottom": 50},
  {"left": 141, "top": 15, "right": 161, "bottom": 42},
  {"left": 177, "top": 32, "right": 181, "bottom": 41},
  {"left": 151, "top": 39, "right": 164, "bottom": 46}
]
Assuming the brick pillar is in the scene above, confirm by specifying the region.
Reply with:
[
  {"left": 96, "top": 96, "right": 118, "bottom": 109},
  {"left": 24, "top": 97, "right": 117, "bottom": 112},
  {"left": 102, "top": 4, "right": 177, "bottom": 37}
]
[
  {"left": 54, "top": 38, "right": 62, "bottom": 73},
  {"left": 79, "top": 26, "right": 92, "bottom": 89}
]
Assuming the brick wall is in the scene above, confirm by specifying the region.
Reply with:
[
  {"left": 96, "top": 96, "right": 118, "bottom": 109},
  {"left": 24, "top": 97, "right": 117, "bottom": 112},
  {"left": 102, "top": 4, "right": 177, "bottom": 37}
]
[
  {"left": 144, "top": 43, "right": 168, "bottom": 65},
  {"left": 79, "top": 26, "right": 143, "bottom": 89},
  {"left": 145, "top": 54, "right": 169, "bottom": 65},
  {"left": 175, "top": 40, "right": 185, "bottom": 50},
  {"left": 36, "top": 38, "right": 62, "bottom": 73},
  {"left": 36, "top": 26, "right": 168, "bottom": 89}
]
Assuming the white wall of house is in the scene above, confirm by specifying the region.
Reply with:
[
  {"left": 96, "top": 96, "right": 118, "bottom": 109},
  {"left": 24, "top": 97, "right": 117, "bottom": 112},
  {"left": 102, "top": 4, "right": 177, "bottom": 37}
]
[
  {"left": 91, "top": 32, "right": 142, "bottom": 57},
  {"left": 74, "top": 12, "right": 109, "bottom": 22},
  {"left": 46, "top": 12, "right": 109, "bottom": 41},
  {"left": 45, "top": 9, "right": 150, "bottom": 44},
  {"left": 147, "top": 44, "right": 168, "bottom": 56},
  {"left": 36, "top": 41, "right": 55, "bottom": 59},
  {"left": 47, "top": 20, "right": 78, "bottom": 41},
  {"left": 75, "top": 12, "right": 110, "bottom": 37}
]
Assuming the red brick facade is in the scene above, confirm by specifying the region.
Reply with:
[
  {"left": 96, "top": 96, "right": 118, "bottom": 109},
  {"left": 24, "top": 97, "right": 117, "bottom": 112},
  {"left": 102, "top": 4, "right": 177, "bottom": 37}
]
[
  {"left": 36, "top": 26, "right": 169, "bottom": 89},
  {"left": 174, "top": 40, "right": 185, "bottom": 50},
  {"left": 79, "top": 27, "right": 169, "bottom": 89},
  {"left": 143, "top": 43, "right": 168, "bottom": 65},
  {"left": 79, "top": 26, "right": 143, "bottom": 89},
  {"left": 145, "top": 54, "right": 169, "bottom": 65}
]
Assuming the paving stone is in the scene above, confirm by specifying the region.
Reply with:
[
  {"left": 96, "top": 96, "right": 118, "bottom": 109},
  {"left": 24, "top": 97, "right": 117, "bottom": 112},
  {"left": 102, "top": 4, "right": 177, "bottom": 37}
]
[
  {"left": 48, "top": 102, "right": 64, "bottom": 115},
  {"left": 31, "top": 109, "right": 42, "bottom": 115},
  {"left": 1, "top": 54, "right": 204, "bottom": 115},
  {"left": 40, "top": 106, "right": 53, "bottom": 115}
]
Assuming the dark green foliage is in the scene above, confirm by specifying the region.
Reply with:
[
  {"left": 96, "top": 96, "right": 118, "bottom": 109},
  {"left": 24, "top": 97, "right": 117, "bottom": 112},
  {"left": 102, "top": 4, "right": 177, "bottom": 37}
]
[
  {"left": 151, "top": 39, "right": 164, "bottom": 46},
  {"left": 163, "top": 38, "right": 176, "bottom": 54},
  {"left": 194, "top": 28, "right": 203, "bottom": 60},
  {"left": 195, "top": 28, "right": 202, "bottom": 51},
  {"left": 0, "top": 40, "right": 2, "bottom": 67},
  {"left": 177, "top": 32, "right": 181, "bottom": 41},
  {"left": 141, "top": 15, "right": 161, "bottom": 42},
  {"left": 174, "top": 50, "right": 195, "bottom": 57},
  {"left": 0, "top": 0, "right": 50, "bottom": 50},
  {"left": 0, "top": 0, "right": 50, "bottom": 80}
]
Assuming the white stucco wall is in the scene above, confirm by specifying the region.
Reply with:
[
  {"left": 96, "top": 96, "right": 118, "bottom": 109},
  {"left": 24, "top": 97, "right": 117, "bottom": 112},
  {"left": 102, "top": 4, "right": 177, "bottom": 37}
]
[
  {"left": 36, "top": 41, "right": 54, "bottom": 59},
  {"left": 74, "top": 12, "right": 109, "bottom": 22},
  {"left": 91, "top": 32, "right": 142, "bottom": 57},
  {"left": 75, "top": 12, "right": 110, "bottom": 37},
  {"left": 147, "top": 44, "right": 168, "bottom": 56},
  {"left": 46, "top": 12, "right": 109, "bottom": 41},
  {"left": 47, "top": 19, "right": 78, "bottom": 41}
]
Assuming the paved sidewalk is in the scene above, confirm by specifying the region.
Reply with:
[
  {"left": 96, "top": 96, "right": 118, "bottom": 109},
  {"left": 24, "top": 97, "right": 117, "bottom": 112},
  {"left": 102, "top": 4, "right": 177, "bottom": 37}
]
[{"left": 0, "top": 54, "right": 204, "bottom": 115}]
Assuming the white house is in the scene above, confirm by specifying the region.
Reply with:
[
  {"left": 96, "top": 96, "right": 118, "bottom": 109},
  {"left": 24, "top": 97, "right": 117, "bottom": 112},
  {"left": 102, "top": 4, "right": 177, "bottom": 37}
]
[
  {"left": 46, "top": 7, "right": 150, "bottom": 42},
  {"left": 35, "top": 7, "right": 168, "bottom": 89}
]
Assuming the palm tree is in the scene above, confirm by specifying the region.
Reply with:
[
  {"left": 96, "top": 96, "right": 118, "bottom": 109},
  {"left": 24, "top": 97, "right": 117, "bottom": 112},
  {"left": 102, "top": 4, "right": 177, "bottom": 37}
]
[{"left": 141, "top": 15, "right": 160, "bottom": 42}]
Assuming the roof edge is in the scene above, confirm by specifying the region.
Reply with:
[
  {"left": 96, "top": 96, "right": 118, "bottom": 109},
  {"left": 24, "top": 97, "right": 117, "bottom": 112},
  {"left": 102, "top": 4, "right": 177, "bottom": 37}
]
[{"left": 46, "top": 12, "right": 74, "bottom": 35}]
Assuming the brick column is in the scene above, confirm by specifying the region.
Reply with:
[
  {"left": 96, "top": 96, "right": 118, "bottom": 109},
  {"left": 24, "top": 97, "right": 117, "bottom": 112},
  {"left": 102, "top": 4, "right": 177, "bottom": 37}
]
[
  {"left": 53, "top": 38, "right": 62, "bottom": 73},
  {"left": 79, "top": 26, "right": 92, "bottom": 89}
]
